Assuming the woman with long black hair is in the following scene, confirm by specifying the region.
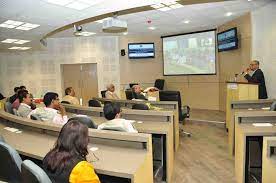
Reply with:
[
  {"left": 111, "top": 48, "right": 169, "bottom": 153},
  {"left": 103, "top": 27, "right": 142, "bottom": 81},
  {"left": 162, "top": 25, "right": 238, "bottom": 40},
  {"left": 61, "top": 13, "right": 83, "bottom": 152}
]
[{"left": 43, "top": 120, "right": 100, "bottom": 183}]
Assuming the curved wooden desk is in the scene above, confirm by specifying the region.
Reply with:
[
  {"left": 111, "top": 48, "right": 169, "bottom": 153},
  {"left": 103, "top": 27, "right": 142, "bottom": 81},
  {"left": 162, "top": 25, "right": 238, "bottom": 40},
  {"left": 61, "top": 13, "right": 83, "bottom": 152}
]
[{"left": 0, "top": 111, "right": 153, "bottom": 183}]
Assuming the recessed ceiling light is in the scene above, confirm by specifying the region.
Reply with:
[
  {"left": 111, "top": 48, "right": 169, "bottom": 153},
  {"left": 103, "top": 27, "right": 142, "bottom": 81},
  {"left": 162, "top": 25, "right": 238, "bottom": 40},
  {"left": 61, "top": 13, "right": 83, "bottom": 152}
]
[
  {"left": 3, "top": 20, "right": 24, "bottom": 26},
  {"left": 163, "top": 1, "right": 178, "bottom": 6},
  {"left": 148, "top": 26, "right": 156, "bottom": 30},
  {"left": 159, "top": 7, "right": 171, "bottom": 11},
  {"left": 170, "top": 3, "right": 183, "bottom": 9},
  {"left": 8, "top": 46, "right": 31, "bottom": 50},
  {"left": 45, "top": 0, "right": 74, "bottom": 6},
  {"left": 183, "top": 20, "right": 190, "bottom": 24},
  {"left": 151, "top": 3, "right": 165, "bottom": 9},
  {"left": 225, "top": 12, "right": 233, "bottom": 17},
  {"left": 123, "top": 32, "right": 128, "bottom": 35},
  {"left": 14, "top": 40, "right": 30, "bottom": 44},
  {"left": 1, "top": 39, "right": 19, "bottom": 43},
  {"left": 248, "top": 0, "right": 252, "bottom": 1},
  {"left": 75, "top": 31, "right": 96, "bottom": 36},
  {"left": 0, "top": 20, "right": 40, "bottom": 31},
  {"left": 65, "top": 1, "right": 91, "bottom": 10}
]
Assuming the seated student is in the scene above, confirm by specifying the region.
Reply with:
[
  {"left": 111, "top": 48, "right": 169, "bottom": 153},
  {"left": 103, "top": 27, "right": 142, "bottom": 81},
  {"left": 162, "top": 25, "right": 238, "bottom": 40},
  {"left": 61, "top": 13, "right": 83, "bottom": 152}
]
[
  {"left": 62, "top": 87, "right": 79, "bottom": 105},
  {"left": 98, "top": 103, "right": 137, "bottom": 133},
  {"left": 28, "top": 92, "right": 68, "bottom": 124},
  {"left": 17, "top": 90, "right": 32, "bottom": 117},
  {"left": 132, "top": 85, "right": 147, "bottom": 100},
  {"left": 43, "top": 120, "right": 100, "bottom": 183},
  {"left": 105, "top": 84, "right": 119, "bottom": 99},
  {"left": 29, "top": 93, "right": 36, "bottom": 110},
  {"left": 12, "top": 89, "right": 27, "bottom": 110},
  {"left": 9, "top": 86, "right": 20, "bottom": 104}
]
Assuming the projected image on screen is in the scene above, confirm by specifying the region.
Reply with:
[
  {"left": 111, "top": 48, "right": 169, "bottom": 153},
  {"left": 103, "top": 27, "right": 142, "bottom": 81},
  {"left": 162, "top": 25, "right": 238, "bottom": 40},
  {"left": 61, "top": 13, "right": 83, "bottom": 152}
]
[{"left": 163, "top": 30, "right": 216, "bottom": 75}]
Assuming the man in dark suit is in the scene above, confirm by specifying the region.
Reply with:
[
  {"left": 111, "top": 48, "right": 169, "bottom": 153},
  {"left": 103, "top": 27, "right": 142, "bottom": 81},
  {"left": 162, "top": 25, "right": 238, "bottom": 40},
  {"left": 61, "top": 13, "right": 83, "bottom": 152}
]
[{"left": 243, "top": 60, "right": 268, "bottom": 99}]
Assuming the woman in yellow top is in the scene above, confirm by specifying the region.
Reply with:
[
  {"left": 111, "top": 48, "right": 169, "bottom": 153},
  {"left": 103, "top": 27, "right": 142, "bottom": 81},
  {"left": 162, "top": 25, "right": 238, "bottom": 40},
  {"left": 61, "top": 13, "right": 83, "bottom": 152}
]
[{"left": 43, "top": 120, "right": 100, "bottom": 183}]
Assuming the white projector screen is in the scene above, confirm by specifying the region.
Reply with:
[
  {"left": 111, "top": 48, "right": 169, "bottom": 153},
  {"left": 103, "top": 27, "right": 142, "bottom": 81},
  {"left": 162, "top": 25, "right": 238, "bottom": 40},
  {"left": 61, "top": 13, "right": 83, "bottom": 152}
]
[{"left": 163, "top": 30, "right": 216, "bottom": 75}]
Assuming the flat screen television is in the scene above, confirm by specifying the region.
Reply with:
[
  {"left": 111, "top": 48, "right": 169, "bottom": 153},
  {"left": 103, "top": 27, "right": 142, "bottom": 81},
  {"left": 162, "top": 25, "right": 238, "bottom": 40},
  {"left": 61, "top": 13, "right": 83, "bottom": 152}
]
[
  {"left": 128, "top": 43, "right": 155, "bottom": 59},
  {"left": 217, "top": 27, "right": 238, "bottom": 52}
]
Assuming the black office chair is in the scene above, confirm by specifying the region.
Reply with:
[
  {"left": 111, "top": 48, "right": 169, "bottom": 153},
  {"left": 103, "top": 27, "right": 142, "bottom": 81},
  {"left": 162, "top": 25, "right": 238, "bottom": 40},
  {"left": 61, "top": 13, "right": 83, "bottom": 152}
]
[
  {"left": 0, "top": 142, "right": 22, "bottom": 182},
  {"left": 154, "top": 79, "right": 165, "bottom": 90},
  {"left": 101, "top": 90, "right": 107, "bottom": 98},
  {"left": 30, "top": 114, "right": 42, "bottom": 121},
  {"left": 21, "top": 160, "right": 52, "bottom": 183},
  {"left": 159, "top": 90, "right": 191, "bottom": 136},
  {"left": 132, "top": 104, "right": 149, "bottom": 110},
  {"left": 129, "top": 83, "right": 139, "bottom": 88},
  {"left": 125, "top": 90, "right": 134, "bottom": 100},
  {"left": 61, "top": 101, "right": 71, "bottom": 104},
  {"left": 270, "top": 101, "right": 276, "bottom": 111},
  {"left": 88, "top": 99, "right": 102, "bottom": 107},
  {"left": 68, "top": 116, "right": 98, "bottom": 129}
]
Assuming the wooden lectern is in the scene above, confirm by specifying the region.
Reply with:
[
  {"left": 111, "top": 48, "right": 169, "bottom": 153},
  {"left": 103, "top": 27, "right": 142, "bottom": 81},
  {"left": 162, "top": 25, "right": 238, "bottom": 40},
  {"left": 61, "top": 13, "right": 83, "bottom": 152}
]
[{"left": 225, "top": 81, "right": 259, "bottom": 129}]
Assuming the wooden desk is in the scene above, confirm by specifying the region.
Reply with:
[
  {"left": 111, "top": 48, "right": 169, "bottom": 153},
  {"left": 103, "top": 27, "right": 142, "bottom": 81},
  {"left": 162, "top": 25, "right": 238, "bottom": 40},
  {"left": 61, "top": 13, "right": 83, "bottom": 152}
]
[
  {"left": 68, "top": 114, "right": 175, "bottom": 183},
  {"left": 0, "top": 111, "right": 153, "bottom": 183},
  {"left": 262, "top": 137, "right": 276, "bottom": 183},
  {"left": 235, "top": 114, "right": 276, "bottom": 183},
  {"left": 63, "top": 103, "right": 179, "bottom": 152},
  {"left": 228, "top": 100, "right": 275, "bottom": 156}
]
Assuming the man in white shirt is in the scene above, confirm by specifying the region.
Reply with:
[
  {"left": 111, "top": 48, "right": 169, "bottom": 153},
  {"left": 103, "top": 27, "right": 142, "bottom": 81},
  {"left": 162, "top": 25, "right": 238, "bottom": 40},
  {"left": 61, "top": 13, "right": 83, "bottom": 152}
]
[
  {"left": 17, "top": 90, "right": 32, "bottom": 117},
  {"left": 62, "top": 87, "right": 79, "bottom": 105},
  {"left": 28, "top": 92, "right": 68, "bottom": 124},
  {"left": 98, "top": 103, "right": 137, "bottom": 133},
  {"left": 105, "top": 84, "right": 119, "bottom": 99}
]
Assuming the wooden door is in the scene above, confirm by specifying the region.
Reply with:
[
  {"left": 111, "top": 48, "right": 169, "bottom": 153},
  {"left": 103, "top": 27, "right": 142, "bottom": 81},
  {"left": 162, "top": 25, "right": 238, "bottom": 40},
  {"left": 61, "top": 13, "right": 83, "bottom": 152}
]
[{"left": 61, "top": 63, "right": 98, "bottom": 106}]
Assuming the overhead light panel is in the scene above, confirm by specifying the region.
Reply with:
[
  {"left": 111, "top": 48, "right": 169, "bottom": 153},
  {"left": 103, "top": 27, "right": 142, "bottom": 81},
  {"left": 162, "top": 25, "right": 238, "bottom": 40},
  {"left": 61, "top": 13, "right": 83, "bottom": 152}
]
[
  {"left": 225, "top": 12, "right": 233, "bottom": 17},
  {"left": 0, "top": 20, "right": 40, "bottom": 31},
  {"left": 1, "top": 39, "right": 30, "bottom": 44},
  {"left": 14, "top": 40, "right": 31, "bottom": 44},
  {"left": 8, "top": 46, "right": 31, "bottom": 50},
  {"left": 95, "top": 18, "right": 109, "bottom": 24},
  {"left": 75, "top": 31, "right": 96, "bottom": 36},
  {"left": 45, "top": 0, "right": 103, "bottom": 10},
  {"left": 148, "top": 26, "right": 156, "bottom": 30},
  {"left": 151, "top": 1, "right": 183, "bottom": 12},
  {"left": 1, "top": 39, "right": 19, "bottom": 43},
  {"left": 183, "top": 20, "right": 190, "bottom": 24}
]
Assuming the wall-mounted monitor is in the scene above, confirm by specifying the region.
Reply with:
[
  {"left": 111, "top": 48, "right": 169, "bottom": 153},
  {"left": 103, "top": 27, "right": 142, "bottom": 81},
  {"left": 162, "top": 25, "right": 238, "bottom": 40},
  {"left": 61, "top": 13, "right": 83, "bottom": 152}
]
[
  {"left": 217, "top": 27, "right": 238, "bottom": 52},
  {"left": 128, "top": 43, "right": 155, "bottom": 59}
]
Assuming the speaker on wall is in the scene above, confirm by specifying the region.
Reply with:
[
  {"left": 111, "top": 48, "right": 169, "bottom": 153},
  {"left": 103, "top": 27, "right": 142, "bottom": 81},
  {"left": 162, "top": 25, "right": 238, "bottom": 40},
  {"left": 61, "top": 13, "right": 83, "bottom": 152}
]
[{"left": 121, "top": 49, "right": 126, "bottom": 56}]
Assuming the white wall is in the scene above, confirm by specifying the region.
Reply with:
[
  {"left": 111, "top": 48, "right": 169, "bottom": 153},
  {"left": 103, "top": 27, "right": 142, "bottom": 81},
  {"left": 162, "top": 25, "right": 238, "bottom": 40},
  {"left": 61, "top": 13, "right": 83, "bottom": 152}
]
[
  {"left": 0, "top": 36, "right": 120, "bottom": 98},
  {"left": 251, "top": 2, "right": 276, "bottom": 99}
]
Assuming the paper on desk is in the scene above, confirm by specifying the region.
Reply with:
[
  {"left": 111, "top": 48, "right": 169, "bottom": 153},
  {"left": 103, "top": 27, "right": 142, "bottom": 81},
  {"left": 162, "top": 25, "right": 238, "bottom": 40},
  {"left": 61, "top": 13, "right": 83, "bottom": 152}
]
[
  {"left": 74, "top": 114, "right": 88, "bottom": 117},
  {"left": 137, "top": 121, "right": 143, "bottom": 124},
  {"left": 262, "top": 107, "right": 270, "bottom": 110},
  {"left": 4, "top": 127, "right": 19, "bottom": 133},
  {"left": 127, "top": 120, "right": 135, "bottom": 123},
  {"left": 248, "top": 108, "right": 253, "bottom": 110},
  {"left": 252, "top": 123, "right": 273, "bottom": 127},
  {"left": 90, "top": 147, "right": 99, "bottom": 151}
]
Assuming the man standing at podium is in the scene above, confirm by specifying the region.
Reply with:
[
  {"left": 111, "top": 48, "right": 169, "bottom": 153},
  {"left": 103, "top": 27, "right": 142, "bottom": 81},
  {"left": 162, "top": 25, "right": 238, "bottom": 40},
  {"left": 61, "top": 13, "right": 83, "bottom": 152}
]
[{"left": 243, "top": 60, "right": 268, "bottom": 99}]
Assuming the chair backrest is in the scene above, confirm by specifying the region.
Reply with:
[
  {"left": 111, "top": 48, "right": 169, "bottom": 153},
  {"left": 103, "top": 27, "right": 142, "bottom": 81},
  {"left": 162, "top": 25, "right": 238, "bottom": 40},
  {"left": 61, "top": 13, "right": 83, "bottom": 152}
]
[
  {"left": 0, "top": 142, "right": 22, "bottom": 182},
  {"left": 132, "top": 104, "right": 149, "bottom": 110},
  {"left": 154, "top": 79, "right": 165, "bottom": 90},
  {"left": 61, "top": 101, "right": 71, "bottom": 104},
  {"left": 125, "top": 90, "right": 134, "bottom": 100},
  {"left": 159, "top": 91, "right": 183, "bottom": 120},
  {"left": 101, "top": 90, "right": 107, "bottom": 98},
  {"left": 270, "top": 101, "right": 276, "bottom": 111},
  {"left": 21, "top": 160, "right": 52, "bottom": 183},
  {"left": 13, "top": 108, "right": 19, "bottom": 116},
  {"left": 68, "top": 116, "right": 98, "bottom": 129},
  {"left": 0, "top": 135, "right": 5, "bottom": 142},
  {"left": 4, "top": 101, "right": 14, "bottom": 114},
  {"left": 30, "top": 114, "right": 42, "bottom": 121},
  {"left": 129, "top": 83, "right": 139, "bottom": 88},
  {"left": 88, "top": 99, "right": 102, "bottom": 107}
]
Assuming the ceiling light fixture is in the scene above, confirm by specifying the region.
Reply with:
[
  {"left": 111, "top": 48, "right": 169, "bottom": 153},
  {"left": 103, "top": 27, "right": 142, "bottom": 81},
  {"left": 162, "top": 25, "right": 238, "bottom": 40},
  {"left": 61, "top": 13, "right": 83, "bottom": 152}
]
[
  {"left": 45, "top": 0, "right": 103, "bottom": 10},
  {"left": 1, "top": 39, "right": 30, "bottom": 44},
  {"left": 225, "top": 12, "right": 233, "bottom": 17},
  {"left": 8, "top": 46, "right": 31, "bottom": 50},
  {"left": 123, "top": 32, "right": 128, "bottom": 35},
  {"left": 75, "top": 31, "right": 96, "bottom": 36},
  {"left": 151, "top": 1, "right": 183, "bottom": 11},
  {"left": 0, "top": 20, "right": 40, "bottom": 31},
  {"left": 183, "top": 20, "right": 190, "bottom": 24},
  {"left": 148, "top": 26, "right": 156, "bottom": 30}
]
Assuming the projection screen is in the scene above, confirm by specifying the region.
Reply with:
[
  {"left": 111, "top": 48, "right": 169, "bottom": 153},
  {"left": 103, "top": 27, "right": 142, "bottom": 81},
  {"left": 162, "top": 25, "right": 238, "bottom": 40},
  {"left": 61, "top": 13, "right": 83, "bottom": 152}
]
[{"left": 163, "top": 30, "right": 216, "bottom": 75}]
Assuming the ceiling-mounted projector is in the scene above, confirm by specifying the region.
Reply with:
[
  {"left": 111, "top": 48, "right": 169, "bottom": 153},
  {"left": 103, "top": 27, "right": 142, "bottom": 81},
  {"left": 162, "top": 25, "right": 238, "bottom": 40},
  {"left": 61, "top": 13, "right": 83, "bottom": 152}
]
[{"left": 102, "top": 17, "right": 127, "bottom": 33}]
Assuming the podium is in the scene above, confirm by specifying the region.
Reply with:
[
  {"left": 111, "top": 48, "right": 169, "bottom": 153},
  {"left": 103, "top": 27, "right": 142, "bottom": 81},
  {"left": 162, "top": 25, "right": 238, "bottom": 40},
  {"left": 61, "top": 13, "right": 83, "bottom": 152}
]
[{"left": 225, "top": 81, "right": 259, "bottom": 129}]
